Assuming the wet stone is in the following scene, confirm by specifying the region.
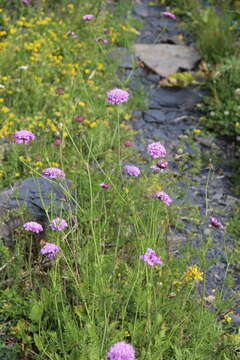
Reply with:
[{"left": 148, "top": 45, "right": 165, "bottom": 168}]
[{"left": 149, "top": 86, "right": 202, "bottom": 109}]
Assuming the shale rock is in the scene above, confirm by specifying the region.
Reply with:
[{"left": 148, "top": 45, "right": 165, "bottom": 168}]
[{"left": 0, "top": 176, "right": 75, "bottom": 245}]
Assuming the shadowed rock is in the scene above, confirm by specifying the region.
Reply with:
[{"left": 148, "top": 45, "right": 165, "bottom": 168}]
[{"left": 0, "top": 177, "right": 75, "bottom": 245}]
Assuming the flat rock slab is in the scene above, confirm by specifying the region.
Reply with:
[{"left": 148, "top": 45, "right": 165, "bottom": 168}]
[
  {"left": 134, "top": 44, "right": 201, "bottom": 77},
  {"left": 143, "top": 109, "right": 178, "bottom": 123},
  {"left": 149, "top": 86, "right": 202, "bottom": 109}
]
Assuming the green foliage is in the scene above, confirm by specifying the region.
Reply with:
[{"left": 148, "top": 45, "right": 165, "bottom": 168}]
[{"left": 0, "top": 0, "right": 238, "bottom": 359}]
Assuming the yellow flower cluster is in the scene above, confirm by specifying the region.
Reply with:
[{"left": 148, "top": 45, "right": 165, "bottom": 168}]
[{"left": 183, "top": 265, "right": 203, "bottom": 282}]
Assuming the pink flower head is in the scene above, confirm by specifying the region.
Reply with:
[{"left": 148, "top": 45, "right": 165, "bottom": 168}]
[
  {"left": 147, "top": 141, "right": 166, "bottom": 158},
  {"left": 140, "top": 248, "right": 163, "bottom": 266},
  {"left": 40, "top": 242, "right": 60, "bottom": 260},
  {"left": 156, "top": 160, "right": 168, "bottom": 169},
  {"left": 42, "top": 167, "right": 65, "bottom": 179},
  {"left": 124, "top": 165, "right": 140, "bottom": 177},
  {"left": 83, "top": 14, "right": 94, "bottom": 20},
  {"left": 100, "top": 183, "right": 111, "bottom": 189},
  {"left": 107, "top": 341, "right": 135, "bottom": 360},
  {"left": 20, "top": 0, "right": 30, "bottom": 5},
  {"left": 49, "top": 218, "right": 68, "bottom": 231},
  {"left": 23, "top": 221, "right": 43, "bottom": 233},
  {"left": 106, "top": 88, "right": 129, "bottom": 105},
  {"left": 123, "top": 140, "right": 133, "bottom": 147},
  {"left": 150, "top": 165, "right": 161, "bottom": 173},
  {"left": 210, "top": 217, "right": 224, "bottom": 229},
  {"left": 150, "top": 161, "right": 168, "bottom": 172},
  {"left": 14, "top": 130, "right": 35, "bottom": 144},
  {"left": 54, "top": 138, "right": 62, "bottom": 146},
  {"left": 68, "top": 31, "right": 78, "bottom": 38},
  {"left": 95, "top": 37, "right": 109, "bottom": 44},
  {"left": 153, "top": 191, "right": 172, "bottom": 206},
  {"left": 162, "top": 11, "right": 176, "bottom": 20},
  {"left": 74, "top": 115, "right": 85, "bottom": 123}
]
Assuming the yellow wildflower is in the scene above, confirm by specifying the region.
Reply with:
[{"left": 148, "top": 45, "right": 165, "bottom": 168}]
[
  {"left": 193, "top": 129, "right": 201, "bottom": 134},
  {"left": 1, "top": 106, "right": 10, "bottom": 113},
  {"left": 97, "top": 63, "right": 104, "bottom": 71},
  {"left": 51, "top": 162, "right": 60, "bottom": 167},
  {"left": 183, "top": 265, "right": 203, "bottom": 282},
  {"left": 224, "top": 313, "right": 232, "bottom": 323},
  {"left": 89, "top": 122, "right": 97, "bottom": 128}
]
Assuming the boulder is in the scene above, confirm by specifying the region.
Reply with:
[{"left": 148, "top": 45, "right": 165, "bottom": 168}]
[{"left": 0, "top": 177, "right": 75, "bottom": 245}]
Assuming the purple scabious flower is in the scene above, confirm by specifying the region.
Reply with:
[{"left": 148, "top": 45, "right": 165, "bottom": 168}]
[
  {"left": 124, "top": 165, "right": 140, "bottom": 177},
  {"left": 49, "top": 218, "right": 68, "bottom": 231},
  {"left": 150, "top": 165, "right": 161, "bottom": 173},
  {"left": 162, "top": 11, "right": 176, "bottom": 20},
  {"left": 42, "top": 167, "right": 65, "bottom": 179},
  {"left": 14, "top": 130, "right": 35, "bottom": 144},
  {"left": 140, "top": 248, "right": 163, "bottom": 266},
  {"left": 107, "top": 341, "right": 135, "bottom": 360},
  {"left": 83, "top": 14, "right": 94, "bottom": 20},
  {"left": 68, "top": 31, "right": 78, "bottom": 38},
  {"left": 156, "top": 160, "right": 168, "bottom": 169},
  {"left": 20, "top": 0, "right": 30, "bottom": 5},
  {"left": 95, "top": 37, "right": 109, "bottom": 44},
  {"left": 147, "top": 141, "right": 166, "bottom": 159},
  {"left": 23, "top": 221, "right": 43, "bottom": 233},
  {"left": 106, "top": 88, "right": 129, "bottom": 105},
  {"left": 100, "top": 183, "right": 111, "bottom": 189},
  {"left": 153, "top": 191, "right": 172, "bottom": 206},
  {"left": 210, "top": 217, "right": 224, "bottom": 229},
  {"left": 74, "top": 115, "right": 85, "bottom": 123},
  {"left": 40, "top": 242, "right": 60, "bottom": 260}
]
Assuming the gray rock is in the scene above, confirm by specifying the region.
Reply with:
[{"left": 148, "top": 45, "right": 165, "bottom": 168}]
[
  {"left": 149, "top": 86, "right": 202, "bottom": 109},
  {"left": 0, "top": 177, "right": 75, "bottom": 245},
  {"left": 134, "top": 44, "right": 201, "bottom": 77},
  {"left": 229, "top": 313, "right": 240, "bottom": 327},
  {"left": 225, "top": 195, "right": 240, "bottom": 207}
]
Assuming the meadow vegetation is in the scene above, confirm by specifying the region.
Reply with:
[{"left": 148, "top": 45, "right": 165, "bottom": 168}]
[{"left": 0, "top": 1, "right": 239, "bottom": 359}]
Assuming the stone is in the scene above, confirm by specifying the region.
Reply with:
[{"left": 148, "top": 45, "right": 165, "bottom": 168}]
[
  {"left": 134, "top": 44, "right": 201, "bottom": 77},
  {"left": 225, "top": 195, "right": 240, "bottom": 207},
  {"left": 0, "top": 177, "right": 75, "bottom": 245},
  {"left": 149, "top": 86, "right": 202, "bottom": 109},
  {"left": 143, "top": 109, "right": 165, "bottom": 123},
  {"left": 229, "top": 313, "right": 240, "bottom": 327},
  {"left": 197, "top": 136, "right": 214, "bottom": 148}
]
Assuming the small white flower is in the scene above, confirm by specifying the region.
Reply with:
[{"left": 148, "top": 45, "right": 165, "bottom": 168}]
[
  {"left": 19, "top": 65, "right": 28, "bottom": 70},
  {"left": 0, "top": 84, "right": 5, "bottom": 88}
]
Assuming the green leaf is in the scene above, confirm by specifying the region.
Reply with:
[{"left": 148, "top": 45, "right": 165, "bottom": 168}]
[{"left": 29, "top": 301, "right": 43, "bottom": 322}]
